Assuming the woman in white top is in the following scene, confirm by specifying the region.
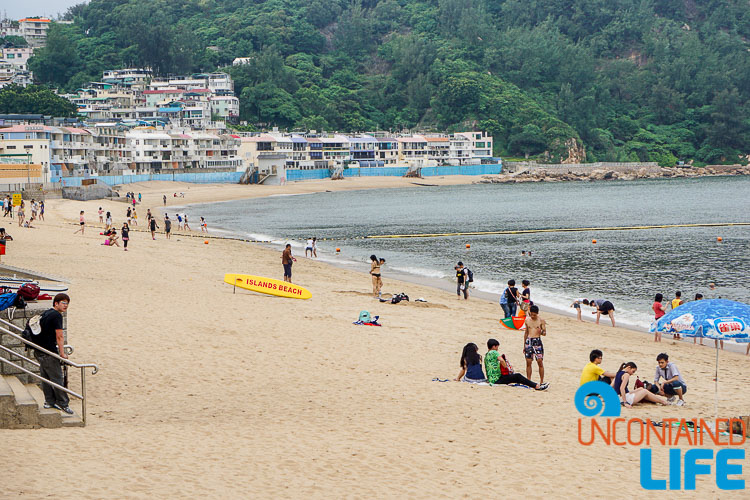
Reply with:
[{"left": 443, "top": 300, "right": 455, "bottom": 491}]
[{"left": 305, "top": 238, "right": 314, "bottom": 258}]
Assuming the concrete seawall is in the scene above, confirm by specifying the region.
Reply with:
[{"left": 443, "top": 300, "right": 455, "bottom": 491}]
[{"left": 504, "top": 161, "right": 660, "bottom": 175}]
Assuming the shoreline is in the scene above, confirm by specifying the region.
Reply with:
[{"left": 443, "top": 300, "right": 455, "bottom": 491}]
[{"left": 157, "top": 179, "right": 748, "bottom": 354}]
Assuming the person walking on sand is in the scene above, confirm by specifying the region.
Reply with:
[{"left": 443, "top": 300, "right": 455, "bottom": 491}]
[
  {"left": 17, "top": 201, "right": 24, "bottom": 227},
  {"left": 282, "top": 244, "right": 296, "bottom": 283},
  {"left": 105, "top": 211, "right": 112, "bottom": 230},
  {"left": 200, "top": 217, "right": 207, "bottom": 233},
  {"left": 121, "top": 222, "right": 130, "bottom": 251},
  {"left": 305, "top": 238, "right": 314, "bottom": 258},
  {"left": 176, "top": 213, "right": 183, "bottom": 231},
  {"left": 163, "top": 194, "right": 167, "bottom": 206},
  {"left": 370, "top": 255, "right": 383, "bottom": 298},
  {"left": 149, "top": 215, "right": 159, "bottom": 240},
  {"left": 455, "top": 261, "right": 469, "bottom": 300},
  {"left": 500, "top": 279, "right": 520, "bottom": 318},
  {"left": 164, "top": 214, "right": 172, "bottom": 239},
  {"left": 30, "top": 199, "right": 37, "bottom": 220},
  {"left": 73, "top": 211, "right": 85, "bottom": 234},
  {"left": 652, "top": 293, "right": 667, "bottom": 342},
  {"left": 138, "top": 193, "right": 142, "bottom": 203},
  {"left": 485, "top": 339, "right": 548, "bottom": 390},
  {"left": 523, "top": 305, "right": 546, "bottom": 384},
  {"left": 183, "top": 214, "right": 191, "bottom": 231},
  {"left": 98, "top": 207, "right": 104, "bottom": 223},
  {"left": 312, "top": 237, "right": 318, "bottom": 258},
  {"left": 132, "top": 208, "right": 138, "bottom": 226},
  {"left": 39, "top": 200, "right": 44, "bottom": 221}
]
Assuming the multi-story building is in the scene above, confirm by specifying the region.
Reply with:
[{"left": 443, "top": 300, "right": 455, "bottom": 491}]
[
  {"left": 0, "top": 125, "right": 53, "bottom": 178},
  {"left": 348, "top": 136, "right": 377, "bottom": 166},
  {"left": 0, "top": 64, "right": 32, "bottom": 88},
  {"left": 102, "top": 68, "right": 152, "bottom": 91},
  {"left": 0, "top": 47, "right": 34, "bottom": 70},
  {"left": 376, "top": 138, "right": 398, "bottom": 165}
]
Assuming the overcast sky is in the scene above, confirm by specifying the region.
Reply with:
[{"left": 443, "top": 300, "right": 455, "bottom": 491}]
[{"left": 3, "top": 0, "right": 86, "bottom": 20}]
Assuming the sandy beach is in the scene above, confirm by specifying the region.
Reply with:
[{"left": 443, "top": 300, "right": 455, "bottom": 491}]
[{"left": 3, "top": 178, "right": 749, "bottom": 499}]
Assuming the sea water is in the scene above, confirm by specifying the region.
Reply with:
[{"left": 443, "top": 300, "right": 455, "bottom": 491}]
[{"left": 185, "top": 176, "right": 750, "bottom": 330}]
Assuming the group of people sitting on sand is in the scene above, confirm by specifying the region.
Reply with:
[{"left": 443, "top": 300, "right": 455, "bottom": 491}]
[
  {"left": 454, "top": 338, "right": 549, "bottom": 391},
  {"left": 580, "top": 349, "right": 687, "bottom": 408}
]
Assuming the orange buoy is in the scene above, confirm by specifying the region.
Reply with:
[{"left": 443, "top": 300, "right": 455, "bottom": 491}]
[
  {"left": 204, "top": 240, "right": 209, "bottom": 244},
  {"left": 466, "top": 244, "right": 471, "bottom": 248},
  {"left": 592, "top": 239, "right": 597, "bottom": 244},
  {"left": 717, "top": 237, "right": 723, "bottom": 242},
  {"left": 336, "top": 248, "right": 341, "bottom": 252}
]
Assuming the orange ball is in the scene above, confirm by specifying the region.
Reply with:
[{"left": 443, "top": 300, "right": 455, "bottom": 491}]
[
  {"left": 466, "top": 244, "right": 471, "bottom": 248},
  {"left": 204, "top": 240, "right": 209, "bottom": 244},
  {"left": 717, "top": 237, "right": 722, "bottom": 242},
  {"left": 592, "top": 239, "right": 597, "bottom": 244},
  {"left": 336, "top": 248, "right": 341, "bottom": 252}
]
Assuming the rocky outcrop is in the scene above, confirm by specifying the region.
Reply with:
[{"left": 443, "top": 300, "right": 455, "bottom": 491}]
[
  {"left": 62, "top": 183, "right": 119, "bottom": 201},
  {"left": 477, "top": 165, "right": 750, "bottom": 184}
]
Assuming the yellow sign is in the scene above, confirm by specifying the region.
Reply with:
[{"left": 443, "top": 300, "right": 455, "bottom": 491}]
[
  {"left": 12, "top": 194, "right": 22, "bottom": 207},
  {"left": 224, "top": 273, "right": 312, "bottom": 300}
]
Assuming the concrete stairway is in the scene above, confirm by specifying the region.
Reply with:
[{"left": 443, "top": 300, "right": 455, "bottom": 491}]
[{"left": 0, "top": 375, "right": 83, "bottom": 428}]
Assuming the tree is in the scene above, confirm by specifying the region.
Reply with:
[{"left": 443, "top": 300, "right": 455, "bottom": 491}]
[{"left": 0, "top": 85, "right": 78, "bottom": 117}]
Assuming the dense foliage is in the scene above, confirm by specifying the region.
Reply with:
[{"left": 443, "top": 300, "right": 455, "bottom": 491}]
[
  {"left": 26, "top": 0, "right": 750, "bottom": 163},
  {"left": 0, "top": 84, "right": 78, "bottom": 117}
]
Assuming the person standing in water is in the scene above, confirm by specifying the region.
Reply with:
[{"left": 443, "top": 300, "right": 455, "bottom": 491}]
[
  {"left": 183, "top": 214, "right": 191, "bottom": 231},
  {"left": 370, "top": 255, "right": 383, "bottom": 298}
]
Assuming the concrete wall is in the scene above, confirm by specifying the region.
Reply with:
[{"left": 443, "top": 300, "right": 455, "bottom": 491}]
[
  {"left": 51, "top": 170, "right": 244, "bottom": 187},
  {"left": 0, "top": 304, "right": 67, "bottom": 384},
  {"left": 286, "top": 163, "right": 503, "bottom": 181}
]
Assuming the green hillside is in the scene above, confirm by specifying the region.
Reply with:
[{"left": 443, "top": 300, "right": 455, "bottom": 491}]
[{"left": 28, "top": 0, "right": 750, "bottom": 164}]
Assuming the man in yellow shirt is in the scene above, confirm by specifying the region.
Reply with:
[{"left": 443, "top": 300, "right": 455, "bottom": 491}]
[{"left": 580, "top": 349, "right": 617, "bottom": 386}]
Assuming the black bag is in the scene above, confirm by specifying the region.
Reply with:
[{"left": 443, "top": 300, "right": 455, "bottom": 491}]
[
  {"left": 466, "top": 268, "right": 474, "bottom": 283},
  {"left": 13, "top": 294, "right": 26, "bottom": 309},
  {"left": 21, "top": 313, "right": 43, "bottom": 347}
]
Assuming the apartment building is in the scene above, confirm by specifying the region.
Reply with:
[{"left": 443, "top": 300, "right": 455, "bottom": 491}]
[
  {"left": 1, "top": 18, "right": 50, "bottom": 47},
  {"left": 0, "top": 47, "right": 34, "bottom": 70}
]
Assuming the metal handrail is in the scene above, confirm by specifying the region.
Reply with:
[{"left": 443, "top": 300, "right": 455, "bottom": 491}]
[
  {"left": 0, "top": 356, "right": 83, "bottom": 399},
  {"left": 0, "top": 319, "right": 99, "bottom": 425}
]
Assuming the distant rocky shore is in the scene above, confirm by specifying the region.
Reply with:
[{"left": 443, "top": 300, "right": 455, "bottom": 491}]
[{"left": 477, "top": 164, "right": 750, "bottom": 184}]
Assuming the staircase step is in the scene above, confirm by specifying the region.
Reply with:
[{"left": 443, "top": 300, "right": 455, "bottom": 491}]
[
  {"left": 60, "top": 410, "right": 83, "bottom": 428},
  {"left": 0, "top": 374, "right": 14, "bottom": 427},
  {"left": 3, "top": 375, "right": 38, "bottom": 428},
  {"left": 25, "top": 383, "right": 62, "bottom": 428}
]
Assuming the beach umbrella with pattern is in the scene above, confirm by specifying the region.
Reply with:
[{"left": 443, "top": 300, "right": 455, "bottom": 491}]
[
  {"left": 650, "top": 299, "right": 750, "bottom": 419},
  {"left": 649, "top": 299, "right": 750, "bottom": 342}
]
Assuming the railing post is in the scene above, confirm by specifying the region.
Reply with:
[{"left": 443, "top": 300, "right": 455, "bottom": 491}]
[{"left": 81, "top": 368, "right": 87, "bottom": 426}]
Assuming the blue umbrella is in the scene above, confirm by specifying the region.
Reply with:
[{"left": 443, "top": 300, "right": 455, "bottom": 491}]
[
  {"left": 650, "top": 299, "right": 750, "bottom": 341},
  {"left": 650, "top": 299, "right": 750, "bottom": 419}
]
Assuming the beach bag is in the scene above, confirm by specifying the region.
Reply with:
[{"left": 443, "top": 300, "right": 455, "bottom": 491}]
[
  {"left": 466, "top": 268, "right": 474, "bottom": 283},
  {"left": 519, "top": 300, "right": 530, "bottom": 312},
  {"left": 18, "top": 283, "right": 40, "bottom": 300},
  {"left": 358, "top": 310, "right": 371, "bottom": 323}
]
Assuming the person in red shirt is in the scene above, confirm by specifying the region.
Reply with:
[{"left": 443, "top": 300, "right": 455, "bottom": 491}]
[{"left": 652, "top": 293, "right": 667, "bottom": 342}]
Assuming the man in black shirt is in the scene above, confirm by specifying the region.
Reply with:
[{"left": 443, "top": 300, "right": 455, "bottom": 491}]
[
  {"left": 455, "top": 261, "right": 469, "bottom": 300},
  {"left": 33, "top": 293, "right": 73, "bottom": 414}
]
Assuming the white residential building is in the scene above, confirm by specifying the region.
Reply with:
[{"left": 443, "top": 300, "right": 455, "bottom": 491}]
[{"left": 0, "top": 47, "right": 34, "bottom": 70}]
